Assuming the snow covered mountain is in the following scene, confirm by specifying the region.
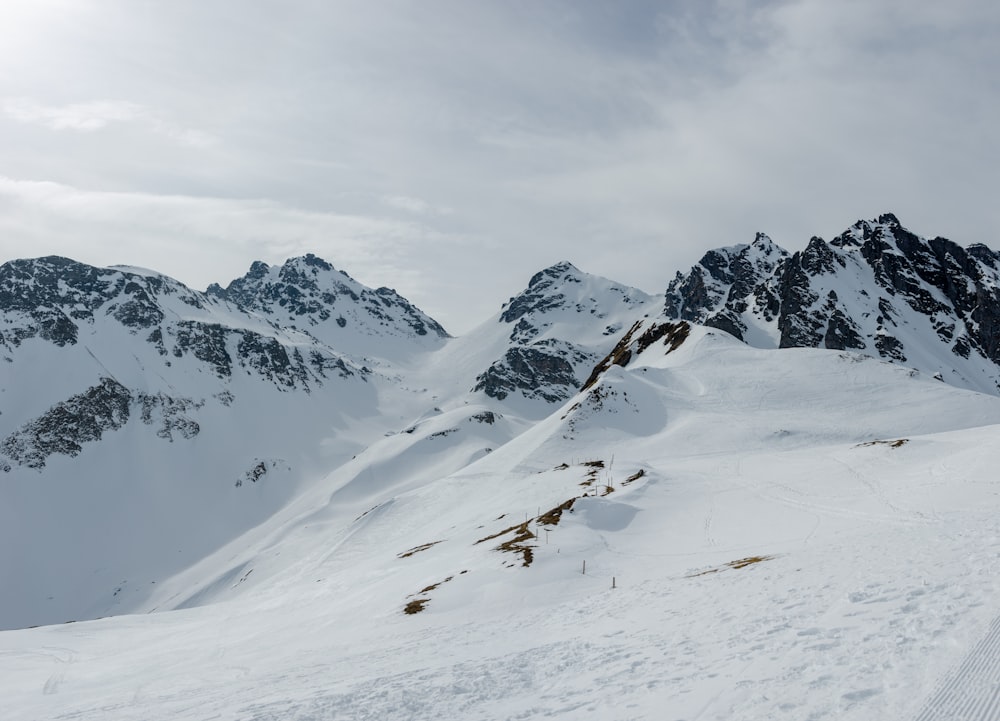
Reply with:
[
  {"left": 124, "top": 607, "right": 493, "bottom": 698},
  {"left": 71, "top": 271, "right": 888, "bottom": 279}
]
[
  {"left": 664, "top": 213, "right": 1000, "bottom": 394},
  {"left": 0, "top": 254, "right": 447, "bottom": 629},
  {"left": 4, "top": 216, "right": 1000, "bottom": 720},
  {"left": 207, "top": 253, "right": 449, "bottom": 359},
  {"left": 0, "top": 253, "right": 656, "bottom": 630},
  {"left": 423, "top": 260, "right": 659, "bottom": 415}
]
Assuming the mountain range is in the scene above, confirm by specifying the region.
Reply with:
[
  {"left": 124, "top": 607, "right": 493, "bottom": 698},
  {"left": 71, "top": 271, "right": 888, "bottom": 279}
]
[{"left": 3, "top": 214, "right": 1000, "bottom": 721}]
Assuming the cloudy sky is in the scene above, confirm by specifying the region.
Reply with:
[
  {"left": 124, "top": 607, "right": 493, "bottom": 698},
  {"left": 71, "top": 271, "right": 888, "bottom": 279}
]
[{"left": 1, "top": 1, "right": 998, "bottom": 333}]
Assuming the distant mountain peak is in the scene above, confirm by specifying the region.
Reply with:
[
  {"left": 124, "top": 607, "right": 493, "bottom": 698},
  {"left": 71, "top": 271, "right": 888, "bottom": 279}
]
[
  {"left": 526, "top": 260, "right": 580, "bottom": 288},
  {"left": 208, "top": 253, "right": 448, "bottom": 353},
  {"left": 663, "top": 214, "right": 1000, "bottom": 395},
  {"left": 473, "top": 261, "right": 656, "bottom": 406}
]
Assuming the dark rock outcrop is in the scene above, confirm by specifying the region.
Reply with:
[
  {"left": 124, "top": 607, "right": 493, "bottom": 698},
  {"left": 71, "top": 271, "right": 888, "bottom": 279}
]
[{"left": 662, "top": 214, "right": 1000, "bottom": 393}]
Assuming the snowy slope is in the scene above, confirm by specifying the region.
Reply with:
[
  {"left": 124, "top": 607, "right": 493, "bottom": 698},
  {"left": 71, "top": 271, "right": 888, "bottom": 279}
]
[
  {"left": 5, "top": 224, "right": 1000, "bottom": 720},
  {"left": 4, "top": 321, "right": 1000, "bottom": 720}
]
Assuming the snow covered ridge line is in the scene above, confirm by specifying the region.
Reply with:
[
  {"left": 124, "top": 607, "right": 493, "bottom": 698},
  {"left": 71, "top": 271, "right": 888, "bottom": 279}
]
[
  {"left": 206, "top": 253, "right": 450, "bottom": 348},
  {"left": 0, "top": 252, "right": 447, "bottom": 359},
  {"left": 663, "top": 212, "right": 1000, "bottom": 395}
]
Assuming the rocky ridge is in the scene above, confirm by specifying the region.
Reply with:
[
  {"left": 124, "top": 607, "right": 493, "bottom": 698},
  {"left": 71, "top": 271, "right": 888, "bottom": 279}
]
[{"left": 663, "top": 214, "right": 1000, "bottom": 394}]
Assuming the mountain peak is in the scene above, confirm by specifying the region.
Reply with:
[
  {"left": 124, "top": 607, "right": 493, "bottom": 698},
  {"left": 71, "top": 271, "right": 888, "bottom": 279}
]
[
  {"left": 209, "top": 254, "right": 448, "bottom": 355},
  {"left": 833, "top": 212, "right": 906, "bottom": 247},
  {"left": 526, "top": 261, "right": 580, "bottom": 289},
  {"left": 663, "top": 214, "right": 1000, "bottom": 394},
  {"left": 470, "top": 262, "right": 655, "bottom": 407},
  {"left": 297, "top": 253, "right": 333, "bottom": 271}
]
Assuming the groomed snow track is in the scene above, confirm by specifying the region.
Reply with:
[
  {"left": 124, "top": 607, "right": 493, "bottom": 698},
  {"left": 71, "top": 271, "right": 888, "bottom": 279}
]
[{"left": 914, "top": 615, "right": 1000, "bottom": 721}]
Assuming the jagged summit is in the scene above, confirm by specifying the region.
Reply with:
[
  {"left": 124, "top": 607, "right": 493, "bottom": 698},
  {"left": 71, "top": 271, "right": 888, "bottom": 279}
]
[
  {"left": 663, "top": 213, "right": 1000, "bottom": 394},
  {"left": 664, "top": 232, "right": 789, "bottom": 338},
  {"left": 526, "top": 260, "right": 579, "bottom": 286},
  {"left": 465, "top": 261, "right": 658, "bottom": 407},
  {"left": 209, "top": 253, "right": 448, "bottom": 357}
]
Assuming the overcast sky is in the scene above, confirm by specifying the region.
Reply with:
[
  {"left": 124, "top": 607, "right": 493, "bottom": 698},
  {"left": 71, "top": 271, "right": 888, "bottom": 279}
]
[{"left": 1, "top": 1, "right": 998, "bottom": 333}]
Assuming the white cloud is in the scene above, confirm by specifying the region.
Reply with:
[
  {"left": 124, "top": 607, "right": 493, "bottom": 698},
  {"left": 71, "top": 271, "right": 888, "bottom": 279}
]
[
  {"left": 381, "top": 195, "right": 453, "bottom": 216},
  {"left": 2, "top": 98, "right": 144, "bottom": 131},
  {"left": 0, "top": 1, "right": 998, "bottom": 332},
  {"left": 1, "top": 97, "right": 217, "bottom": 147}
]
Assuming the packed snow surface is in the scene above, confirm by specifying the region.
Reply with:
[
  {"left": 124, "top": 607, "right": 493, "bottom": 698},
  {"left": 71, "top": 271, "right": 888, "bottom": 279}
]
[{"left": 3, "top": 326, "right": 1000, "bottom": 720}]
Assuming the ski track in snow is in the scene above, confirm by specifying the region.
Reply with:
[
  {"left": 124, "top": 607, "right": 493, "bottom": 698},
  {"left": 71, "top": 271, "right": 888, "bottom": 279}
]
[{"left": 913, "top": 615, "right": 1000, "bottom": 721}]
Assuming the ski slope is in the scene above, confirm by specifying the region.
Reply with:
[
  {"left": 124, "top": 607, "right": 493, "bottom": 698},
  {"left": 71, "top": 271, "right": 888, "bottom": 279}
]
[{"left": 3, "top": 326, "right": 1000, "bottom": 720}]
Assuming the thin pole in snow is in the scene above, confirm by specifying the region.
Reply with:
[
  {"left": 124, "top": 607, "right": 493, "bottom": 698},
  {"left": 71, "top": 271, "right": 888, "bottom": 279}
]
[{"left": 582, "top": 560, "right": 586, "bottom": 575}]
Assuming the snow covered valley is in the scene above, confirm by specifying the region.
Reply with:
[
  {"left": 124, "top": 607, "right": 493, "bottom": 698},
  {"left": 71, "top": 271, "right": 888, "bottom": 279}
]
[{"left": 4, "top": 324, "right": 1000, "bottom": 720}]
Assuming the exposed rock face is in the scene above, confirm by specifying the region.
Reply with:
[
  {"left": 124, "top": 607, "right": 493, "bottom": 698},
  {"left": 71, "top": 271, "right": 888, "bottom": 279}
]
[
  {"left": 474, "top": 346, "right": 584, "bottom": 402},
  {"left": 473, "top": 261, "right": 655, "bottom": 404},
  {"left": 581, "top": 320, "right": 691, "bottom": 392},
  {"left": 663, "top": 214, "right": 1000, "bottom": 393},
  {"left": 1, "top": 378, "right": 133, "bottom": 469}
]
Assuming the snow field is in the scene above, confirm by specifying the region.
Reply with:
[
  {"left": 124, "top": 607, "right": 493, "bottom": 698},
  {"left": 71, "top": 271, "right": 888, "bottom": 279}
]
[{"left": 4, "top": 327, "right": 1000, "bottom": 719}]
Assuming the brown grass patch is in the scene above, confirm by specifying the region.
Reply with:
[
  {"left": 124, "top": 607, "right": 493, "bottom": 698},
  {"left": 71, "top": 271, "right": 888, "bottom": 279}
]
[
  {"left": 397, "top": 540, "right": 443, "bottom": 558},
  {"left": 537, "top": 498, "right": 576, "bottom": 526},
  {"left": 403, "top": 575, "right": 458, "bottom": 615},
  {"left": 403, "top": 599, "right": 429, "bottom": 614},
  {"left": 417, "top": 576, "right": 454, "bottom": 594},
  {"left": 579, "top": 460, "right": 606, "bottom": 488},
  {"left": 496, "top": 524, "right": 536, "bottom": 567},
  {"left": 477, "top": 497, "right": 580, "bottom": 568},
  {"left": 476, "top": 520, "right": 535, "bottom": 566},
  {"left": 727, "top": 555, "right": 774, "bottom": 569},
  {"left": 687, "top": 554, "right": 777, "bottom": 577}
]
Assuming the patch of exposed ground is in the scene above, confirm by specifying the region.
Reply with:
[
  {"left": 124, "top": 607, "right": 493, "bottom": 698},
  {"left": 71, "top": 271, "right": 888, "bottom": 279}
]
[
  {"left": 579, "top": 459, "right": 604, "bottom": 487},
  {"left": 687, "top": 555, "right": 777, "bottom": 578},
  {"left": 477, "top": 498, "right": 580, "bottom": 568},
  {"left": 403, "top": 575, "right": 457, "bottom": 615},
  {"left": 397, "top": 541, "right": 444, "bottom": 559},
  {"left": 621, "top": 469, "right": 645, "bottom": 486},
  {"left": 857, "top": 438, "right": 909, "bottom": 449},
  {"left": 403, "top": 599, "right": 429, "bottom": 615}
]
